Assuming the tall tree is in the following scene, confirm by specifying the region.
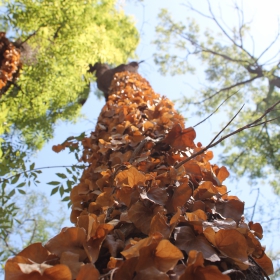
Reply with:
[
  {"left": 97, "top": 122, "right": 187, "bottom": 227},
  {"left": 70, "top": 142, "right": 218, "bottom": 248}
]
[{"left": 153, "top": 1, "right": 280, "bottom": 193}]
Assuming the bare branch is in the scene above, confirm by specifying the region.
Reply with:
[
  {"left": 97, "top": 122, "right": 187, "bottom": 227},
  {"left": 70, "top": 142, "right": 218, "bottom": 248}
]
[
  {"left": 249, "top": 188, "right": 260, "bottom": 221},
  {"left": 0, "top": 164, "right": 87, "bottom": 184},
  {"left": 175, "top": 100, "right": 280, "bottom": 169},
  {"left": 206, "top": 0, "right": 256, "bottom": 63},
  {"left": 257, "top": 18, "right": 280, "bottom": 63},
  {"left": 193, "top": 89, "right": 240, "bottom": 128},
  {"left": 190, "top": 75, "right": 260, "bottom": 105}
]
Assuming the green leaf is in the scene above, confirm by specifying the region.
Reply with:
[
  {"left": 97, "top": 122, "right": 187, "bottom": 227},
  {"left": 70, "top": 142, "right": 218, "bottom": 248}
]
[
  {"left": 17, "top": 189, "right": 26, "bottom": 195},
  {"left": 11, "top": 175, "right": 20, "bottom": 185},
  {"left": 30, "top": 163, "right": 35, "bottom": 170},
  {"left": 66, "top": 180, "right": 73, "bottom": 190},
  {"left": 16, "top": 182, "right": 26, "bottom": 188},
  {"left": 56, "top": 173, "right": 67, "bottom": 179},
  {"left": 47, "top": 181, "right": 61, "bottom": 186},
  {"left": 51, "top": 186, "right": 59, "bottom": 195},
  {"left": 7, "top": 189, "right": 15, "bottom": 198},
  {"left": 59, "top": 186, "right": 64, "bottom": 197},
  {"left": 62, "top": 196, "right": 70, "bottom": 201},
  {"left": 66, "top": 168, "right": 72, "bottom": 174}
]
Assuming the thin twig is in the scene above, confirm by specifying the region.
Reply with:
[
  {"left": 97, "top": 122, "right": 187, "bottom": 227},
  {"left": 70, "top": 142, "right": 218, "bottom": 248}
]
[
  {"left": 0, "top": 164, "right": 87, "bottom": 183},
  {"left": 193, "top": 90, "right": 239, "bottom": 127},
  {"left": 190, "top": 76, "right": 259, "bottom": 105},
  {"left": 249, "top": 188, "right": 260, "bottom": 221},
  {"left": 174, "top": 100, "right": 280, "bottom": 169}
]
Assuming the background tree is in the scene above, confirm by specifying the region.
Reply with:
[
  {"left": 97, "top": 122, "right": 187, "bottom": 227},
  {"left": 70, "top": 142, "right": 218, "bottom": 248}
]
[
  {"left": 0, "top": 191, "right": 66, "bottom": 274},
  {"left": 0, "top": 0, "right": 139, "bottom": 258},
  {"left": 1, "top": 0, "right": 139, "bottom": 151},
  {"left": 153, "top": 0, "right": 280, "bottom": 193}
]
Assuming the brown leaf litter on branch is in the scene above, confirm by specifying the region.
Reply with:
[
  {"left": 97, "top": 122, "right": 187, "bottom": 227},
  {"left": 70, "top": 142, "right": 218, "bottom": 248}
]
[
  {"left": 5, "top": 72, "right": 274, "bottom": 279},
  {"left": 0, "top": 32, "right": 21, "bottom": 97}
]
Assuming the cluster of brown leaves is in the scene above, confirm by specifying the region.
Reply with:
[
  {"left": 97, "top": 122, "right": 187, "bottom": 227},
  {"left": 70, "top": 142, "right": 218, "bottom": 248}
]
[
  {"left": 5, "top": 72, "right": 274, "bottom": 280},
  {"left": 0, "top": 32, "right": 21, "bottom": 96}
]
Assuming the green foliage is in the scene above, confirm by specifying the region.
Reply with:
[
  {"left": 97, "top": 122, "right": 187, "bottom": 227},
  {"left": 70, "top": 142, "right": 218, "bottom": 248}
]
[
  {"left": 153, "top": 3, "right": 280, "bottom": 191},
  {"left": 0, "top": 0, "right": 139, "bottom": 150},
  {"left": 0, "top": 191, "right": 66, "bottom": 273},
  {"left": 0, "top": 0, "right": 139, "bottom": 264},
  {"left": 0, "top": 139, "right": 42, "bottom": 237}
]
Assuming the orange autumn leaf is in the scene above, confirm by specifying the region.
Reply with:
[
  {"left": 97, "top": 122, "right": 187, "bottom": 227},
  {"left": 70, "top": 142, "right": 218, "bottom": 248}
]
[
  {"left": 164, "top": 124, "right": 196, "bottom": 150},
  {"left": 149, "top": 212, "right": 171, "bottom": 238},
  {"left": 253, "top": 253, "right": 274, "bottom": 276},
  {"left": 169, "top": 179, "right": 192, "bottom": 212},
  {"left": 52, "top": 144, "right": 65, "bottom": 153},
  {"left": 76, "top": 264, "right": 100, "bottom": 280},
  {"left": 215, "top": 229, "right": 249, "bottom": 264},
  {"left": 179, "top": 250, "right": 230, "bottom": 280},
  {"left": 216, "top": 166, "right": 230, "bottom": 183},
  {"left": 44, "top": 227, "right": 87, "bottom": 261},
  {"left": 121, "top": 233, "right": 163, "bottom": 260},
  {"left": 128, "top": 201, "right": 166, "bottom": 235},
  {"left": 194, "top": 181, "right": 220, "bottom": 200},
  {"left": 133, "top": 267, "right": 170, "bottom": 280},
  {"left": 5, "top": 256, "right": 71, "bottom": 280},
  {"left": 174, "top": 226, "right": 220, "bottom": 262},
  {"left": 248, "top": 221, "right": 263, "bottom": 239},
  {"left": 16, "top": 243, "right": 55, "bottom": 264},
  {"left": 115, "top": 166, "right": 146, "bottom": 188},
  {"left": 154, "top": 239, "right": 184, "bottom": 272},
  {"left": 113, "top": 257, "right": 139, "bottom": 280},
  {"left": 60, "top": 251, "right": 84, "bottom": 279}
]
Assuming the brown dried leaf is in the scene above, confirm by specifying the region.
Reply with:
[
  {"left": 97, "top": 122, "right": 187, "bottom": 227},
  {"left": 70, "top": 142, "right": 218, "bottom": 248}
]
[
  {"left": 253, "top": 253, "right": 274, "bottom": 276},
  {"left": 76, "top": 264, "right": 100, "bottom": 280},
  {"left": 60, "top": 251, "right": 83, "bottom": 279},
  {"left": 115, "top": 166, "right": 146, "bottom": 188},
  {"left": 174, "top": 226, "right": 220, "bottom": 262},
  {"left": 193, "top": 181, "right": 219, "bottom": 200},
  {"left": 202, "top": 218, "right": 237, "bottom": 232},
  {"left": 128, "top": 201, "right": 166, "bottom": 235},
  {"left": 16, "top": 243, "right": 54, "bottom": 264},
  {"left": 121, "top": 233, "right": 163, "bottom": 259},
  {"left": 154, "top": 239, "right": 184, "bottom": 272},
  {"left": 133, "top": 267, "right": 170, "bottom": 280},
  {"left": 5, "top": 256, "right": 71, "bottom": 280},
  {"left": 215, "top": 197, "right": 244, "bottom": 223},
  {"left": 149, "top": 212, "right": 170, "bottom": 238},
  {"left": 170, "top": 179, "right": 192, "bottom": 212},
  {"left": 84, "top": 224, "right": 113, "bottom": 263},
  {"left": 103, "top": 234, "right": 125, "bottom": 257},
  {"left": 165, "top": 124, "right": 196, "bottom": 150},
  {"left": 248, "top": 221, "right": 263, "bottom": 239},
  {"left": 179, "top": 250, "right": 230, "bottom": 280},
  {"left": 44, "top": 227, "right": 87, "bottom": 261},
  {"left": 216, "top": 166, "right": 230, "bottom": 183},
  {"left": 114, "top": 257, "right": 138, "bottom": 280},
  {"left": 146, "top": 186, "right": 168, "bottom": 205},
  {"left": 215, "top": 229, "right": 249, "bottom": 265}
]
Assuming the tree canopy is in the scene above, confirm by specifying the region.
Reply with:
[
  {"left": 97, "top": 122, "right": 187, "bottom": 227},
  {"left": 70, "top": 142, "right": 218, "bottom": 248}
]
[
  {"left": 1, "top": 0, "right": 139, "bottom": 151},
  {"left": 153, "top": 1, "right": 280, "bottom": 193}
]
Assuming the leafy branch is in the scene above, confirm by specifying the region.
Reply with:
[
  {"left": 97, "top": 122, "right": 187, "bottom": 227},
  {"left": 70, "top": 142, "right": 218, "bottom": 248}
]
[{"left": 0, "top": 164, "right": 87, "bottom": 184}]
